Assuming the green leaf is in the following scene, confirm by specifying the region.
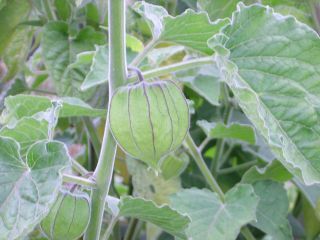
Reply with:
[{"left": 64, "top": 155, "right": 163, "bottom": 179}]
[
  {"left": 242, "top": 160, "right": 292, "bottom": 184},
  {"left": 170, "top": 185, "right": 259, "bottom": 240},
  {"left": 80, "top": 45, "right": 108, "bottom": 91},
  {"left": 126, "top": 34, "right": 144, "bottom": 52},
  {"left": 0, "top": 117, "right": 49, "bottom": 156},
  {"left": 261, "top": 0, "right": 313, "bottom": 26},
  {"left": 0, "top": 0, "right": 31, "bottom": 56},
  {"left": 209, "top": 3, "right": 320, "bottom": 184},
  {"left": 294, "top": 179, "right": 320, "bottom": 217},
  {"left": 126, "top": 157, "right": 181, "bottom": 204},
  {"left": 160, "top": 150, "right": 189, "bottom": 180},
  {"left": 41, "top": 21, "right": 105, "bottom": 98},
  {"left": 252, "top": 181, "right": 293, "bottom": 240},
  {"left": 175, "top": 64, "right": 221, "bottom": 106},
  {"left": 1, "top": 94, "right": 106, "bottom": 124},
  {"left": 198, "top": 0, "right": 255, "bottom": 20},
  {"left": 303, "top": 197, "right": 320, "bottom": 239},
  {"left": 148, "top": 45, "right": 185, "bottom": 66},
  {"left": 197, "top": 120, "right": 256, "bottom": 144},
  {"left": 0, "top": 137, "right": 70, "bottom": 239},
  {"left": 118, "top": 197, "right": 190, "bottom": 238},
  {"left": 2, "top": 25, "right": 33, "bottom": 81},
  {"left": 133, "top": 1, "right": 229, "bottom": 54}
]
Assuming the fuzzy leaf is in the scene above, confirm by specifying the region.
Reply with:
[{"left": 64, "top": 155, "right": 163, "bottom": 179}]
[
  {"left": 133, "top": 1, "right": 228, "bottom": 54},
  {"left": 0, "top": 137, "right": 70, "bottom": 239},
  {"left": 197, "top": 120, "right": 256, "bottom": 144},
  {"left": 118, "top": 197, "right": 190, "bottom": 238},
  {"left": 198, "top": 0, "right": 255, "bottom": 20},
  {"left": 0, "top": 0, "right": 30, "bottom": 56},
  {"left": 170, "top": 185, "right": 258, "bottom": 240},
  {"left": 1, "top": 94, "right": 105, "bottom": 124},
  {"left": 209, "top": 3, "right": 320, "bottom": 184},
  {"left": 252, "top": 181, "right": 293, "bottom": 240},
  {"left": 242, "top": 160, "right": 292, "bottom": 184},
  {"left": 0, "top": 117, "right": 49, "bottom": 156},
  {"left": 176, "top": 64, "right": 221, "bottom": 106},
  {"left": 41, "top": 21, "right": 105, "bottom": 98},
  {"left": 80, "top": 45, "right": 108, "bottom": 91}
]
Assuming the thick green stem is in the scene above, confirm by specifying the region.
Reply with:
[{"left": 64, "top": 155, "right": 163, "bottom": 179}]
[
  {"left": 184, "top": 133, "right": 225, "bottom": 201},
  {"left": 85, "top": 0, "right": 127, "bottom": 239},
  {"left": 127, "top": 57, "right": 213, "bottom": 82}
]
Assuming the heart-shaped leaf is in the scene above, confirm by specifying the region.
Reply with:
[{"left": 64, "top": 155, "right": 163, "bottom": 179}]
[
  {"left": 170, "top": 185, "right": 258, "bottom": 240},
  {"left": 0, "top": 137, "right": 70, "bottom": 239}
]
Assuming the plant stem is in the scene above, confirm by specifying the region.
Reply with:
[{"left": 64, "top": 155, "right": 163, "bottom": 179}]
[
  {"left": 184, "top": 133, "right": 256, "bottom": 240},
  {"left": 83, "top": 117, "right": 101, "bottom": 157},
  {"left": 198, "top": 136, "right": 211, "bottom": 152},
  {"left": 210, "top": 84, "right": 232, "bottom": 174},
  {"left": 308, "top": 0, "right": 320, "bottom": 33},
  {"left": 101, "top": 216, "right": 119, "bottom": 240},
  {"left": 217, "top": 160, "right": 257, "bottom": 175},
  {"left": 42, "top": 0, "right": 56, "bottom": 21},
  {"left": 184, "top": 133, "right": 225, "bottom": 201},
  {"left": 127, "top": 57, "right": 213, "bottom": 82},
  {"left": 85, "top": 0, "right": 127, "bottom": 239},
  {"left": 71, "top": 159, "right": 89, "bottom": 176},
  {"left": 124, "top": 218, "right": 139, "bottom": 240},
  {"left": 62, "top": 174, "right": 96, "bottom": 188},
  {"left": 130, "top": 39, "right": 158, "bottom": 67},
  {"left": 241, "top": 227, "right": 256, "bottom": 240}
]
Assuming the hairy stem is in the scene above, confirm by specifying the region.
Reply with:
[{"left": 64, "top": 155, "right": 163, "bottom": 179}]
[
  {"left": 127, "top": 57, "right": 213, "bottom": 82},
  {"left": 85, "top": 0, "right": 127, "bottom": 239}
]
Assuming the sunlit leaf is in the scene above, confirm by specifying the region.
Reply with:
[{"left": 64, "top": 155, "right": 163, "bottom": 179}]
[
  {"left": 209, "top": 3, "right": 320, "bottom": 184},
  {"left": 80, "top": 45, "right": 108, "bottom": 91},
  {"left": 0, "top": 137, "right": 70, "bottom": 239},
  {"left": 242, "top": 160, "right": 292, "bottom": 183},
  {"left": 133, "top": 1, "right": 229, "bottom": 54},
  {"left": 197, "top": 120, "right": 256, "bottom": 144}
]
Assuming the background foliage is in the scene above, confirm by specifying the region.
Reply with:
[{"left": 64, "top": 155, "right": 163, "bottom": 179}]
[{"left": 1, "top": 0, "right": 320, "bottom": 239}]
